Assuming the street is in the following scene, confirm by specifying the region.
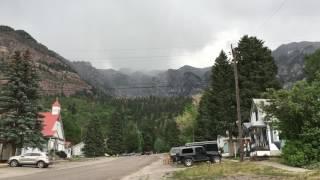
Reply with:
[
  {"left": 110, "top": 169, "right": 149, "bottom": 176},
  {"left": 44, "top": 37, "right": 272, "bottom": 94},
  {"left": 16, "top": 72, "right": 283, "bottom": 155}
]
[{"left": 0, "top": 155, "right": 159, "bottom": 180}]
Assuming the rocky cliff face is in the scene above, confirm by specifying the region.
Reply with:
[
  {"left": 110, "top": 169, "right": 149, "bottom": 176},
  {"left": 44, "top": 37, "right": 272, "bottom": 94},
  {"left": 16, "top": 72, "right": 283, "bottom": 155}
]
[
  {"left": 0, "top": 26, "right": 92, "bottom": 96},
  {"left": 72, "top": 62, "right": 209, "bottom": 97},
  {"left": 272, "top": 41, "right": 320, "bottom": 88}
]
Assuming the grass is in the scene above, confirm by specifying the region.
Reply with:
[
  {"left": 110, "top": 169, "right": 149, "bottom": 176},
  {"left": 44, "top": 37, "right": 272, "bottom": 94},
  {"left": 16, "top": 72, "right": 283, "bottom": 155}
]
[{"left": 170, "top": 160, "right": 320, "bottom": 180}]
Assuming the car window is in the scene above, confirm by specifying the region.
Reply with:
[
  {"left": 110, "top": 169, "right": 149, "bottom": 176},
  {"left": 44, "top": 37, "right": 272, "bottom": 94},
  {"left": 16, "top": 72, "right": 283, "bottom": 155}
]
[
  {"left": 205, "top": 144, "right": 218, "bottom": 151},
  {"left": 182, "top": 148, "right": 193, "bottom": 154},
  {"left": 195, "top": 147, "right": 204, "bottom": 154},
  {"left": 31, "top": 153, "right": 41, "bottom": 156},
  {"left": 23, "top": 153, "right": 32, "bottom": 156},
  {"left": 170, "top": 148, "right": 179, "bottom": 154}
]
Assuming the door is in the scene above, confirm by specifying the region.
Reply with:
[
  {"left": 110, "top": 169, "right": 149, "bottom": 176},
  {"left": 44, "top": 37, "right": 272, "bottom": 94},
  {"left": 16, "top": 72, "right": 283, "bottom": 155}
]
[
  {"left": 20, "top": 153, "right": 34, "bottom": 164},
  {"left": 195, "top": 147, "right": 209, "bottom": 162},
  {"left": 30, "top": 153, "right": 41, "bottom": 164}
]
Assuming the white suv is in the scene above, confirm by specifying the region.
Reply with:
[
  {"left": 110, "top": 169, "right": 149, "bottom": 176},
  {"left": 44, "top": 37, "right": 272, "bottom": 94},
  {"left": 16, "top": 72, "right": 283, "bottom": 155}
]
[{"left": 8, "top": 152, "right": 51, "bottom": 168}]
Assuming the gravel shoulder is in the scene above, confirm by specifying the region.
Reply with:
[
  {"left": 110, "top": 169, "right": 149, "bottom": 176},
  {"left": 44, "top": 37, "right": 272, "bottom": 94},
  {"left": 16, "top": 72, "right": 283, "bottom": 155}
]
[{"left": 122, "top": 154, "right": 185, "bottom": 180}]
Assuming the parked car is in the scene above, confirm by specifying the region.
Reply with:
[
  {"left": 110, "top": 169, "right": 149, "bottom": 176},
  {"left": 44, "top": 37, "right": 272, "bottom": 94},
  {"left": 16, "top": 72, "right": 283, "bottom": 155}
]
[
  {"left": 173, "top": 146, "right": 220, "bottom": 167},
  {"left": 169, "top": 147, "right": 182, "bottom": 162},
  {"left": 8, "top": 152, "right": 51, "bottom": 168},
  {"left": 185, "top": 141, "right": 221, "bottom": 160}
]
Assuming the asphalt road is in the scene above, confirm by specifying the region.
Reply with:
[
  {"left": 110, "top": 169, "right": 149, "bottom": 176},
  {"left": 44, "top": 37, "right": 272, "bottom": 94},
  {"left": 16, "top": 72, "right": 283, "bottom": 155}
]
[{"left": 0, "top": 155, "right": 159, "bottom": 180}]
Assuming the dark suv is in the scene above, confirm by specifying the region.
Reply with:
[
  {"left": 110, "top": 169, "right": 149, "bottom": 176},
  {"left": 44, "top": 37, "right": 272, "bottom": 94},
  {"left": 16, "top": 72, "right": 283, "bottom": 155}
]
[
  {"left": 173, "top": 146, "right": 220, "bottom": 167},
  {"left": 185, "top": 141, "right": 221, "bottom": 158}
]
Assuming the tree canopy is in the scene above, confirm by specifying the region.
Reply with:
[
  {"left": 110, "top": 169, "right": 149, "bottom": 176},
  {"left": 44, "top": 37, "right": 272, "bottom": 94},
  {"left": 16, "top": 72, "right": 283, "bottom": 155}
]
[{"left": 0, "top": 50, "right": 44, "bottom": 154}]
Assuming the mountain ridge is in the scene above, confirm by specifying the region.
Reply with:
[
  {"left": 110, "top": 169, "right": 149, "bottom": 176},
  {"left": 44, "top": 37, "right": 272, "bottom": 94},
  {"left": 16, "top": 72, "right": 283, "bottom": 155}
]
[{"left": 0, "top": 25, "right": 92, "bottom": 96}]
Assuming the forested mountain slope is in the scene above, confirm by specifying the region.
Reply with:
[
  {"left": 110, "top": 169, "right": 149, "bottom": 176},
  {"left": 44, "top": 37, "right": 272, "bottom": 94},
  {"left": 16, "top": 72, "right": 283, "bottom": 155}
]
[{"left": 0, "top": 25, "right": 92, "bottom": 96}]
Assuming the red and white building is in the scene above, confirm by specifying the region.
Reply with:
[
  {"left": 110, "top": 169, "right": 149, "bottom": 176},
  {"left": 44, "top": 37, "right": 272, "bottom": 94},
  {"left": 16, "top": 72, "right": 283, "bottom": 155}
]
[{"left": 22, "top": 99, "right": 66, "bottom": 154}]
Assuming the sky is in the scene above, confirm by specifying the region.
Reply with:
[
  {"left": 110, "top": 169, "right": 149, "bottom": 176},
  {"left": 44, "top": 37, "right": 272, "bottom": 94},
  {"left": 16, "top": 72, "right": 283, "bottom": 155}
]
[{"left": 1, "top": 0, "right": 320, "bottom": 70}]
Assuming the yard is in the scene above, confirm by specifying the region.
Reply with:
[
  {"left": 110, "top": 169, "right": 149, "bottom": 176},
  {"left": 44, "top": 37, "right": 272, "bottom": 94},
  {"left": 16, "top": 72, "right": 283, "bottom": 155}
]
[{"left": 170, "top": 160, "right": 320, "bottom": 180}]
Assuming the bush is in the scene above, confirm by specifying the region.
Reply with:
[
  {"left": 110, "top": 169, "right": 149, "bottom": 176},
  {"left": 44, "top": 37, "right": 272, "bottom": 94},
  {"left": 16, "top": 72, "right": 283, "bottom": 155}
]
[{"left": 282, "top": 140, "right": 306, "bottom": 167}]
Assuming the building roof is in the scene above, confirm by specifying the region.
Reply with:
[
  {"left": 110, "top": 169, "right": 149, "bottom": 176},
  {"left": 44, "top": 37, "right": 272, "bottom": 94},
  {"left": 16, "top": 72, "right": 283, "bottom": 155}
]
[
  {"left": 253, "top": 99, "right": 270, "bottom": 110},
  {"left": 40, "top": 112, "right": 60, "bottom": 137}
]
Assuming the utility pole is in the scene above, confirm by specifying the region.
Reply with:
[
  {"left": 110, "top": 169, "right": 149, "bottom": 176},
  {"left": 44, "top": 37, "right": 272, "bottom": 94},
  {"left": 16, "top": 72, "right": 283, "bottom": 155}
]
[{"left": 231, "top": 44, "right": 244, "bottom": 162}]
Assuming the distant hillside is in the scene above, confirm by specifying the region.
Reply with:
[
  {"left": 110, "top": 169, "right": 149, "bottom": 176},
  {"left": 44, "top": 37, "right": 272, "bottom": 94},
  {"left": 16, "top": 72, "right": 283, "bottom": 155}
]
[
  {"left": 0, "top": 25, "right": 92, "bottom": 96},
  {"left": 73, "top": 41, "right": 320, "bottom": 96},
  {"left": 272, "top": 41, "right": 320, "bottom": 88},
  {"left": 72, "top": 63, "right": 209, "bottom": 97}
]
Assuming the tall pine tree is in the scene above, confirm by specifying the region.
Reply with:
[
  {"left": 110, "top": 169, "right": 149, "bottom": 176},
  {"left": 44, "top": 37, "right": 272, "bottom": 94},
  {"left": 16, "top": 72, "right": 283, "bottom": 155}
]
[
  {"left": 209, "top": 51, "right": 236, "bottom": 137},
  {"left": 195, "top": 51, "right": 236, "bottom": 141},
  {"left": 82, "top": 117, "right": 106, "bottom": 157},
  {"left": 107, "top": 111, "right": 123, "bottom": 155},
  {"left": 236, "top": 35, "right": 280, "bottom": 121},
  {"left": 0, "top": 50, "right": 44, "bottom": 155}
]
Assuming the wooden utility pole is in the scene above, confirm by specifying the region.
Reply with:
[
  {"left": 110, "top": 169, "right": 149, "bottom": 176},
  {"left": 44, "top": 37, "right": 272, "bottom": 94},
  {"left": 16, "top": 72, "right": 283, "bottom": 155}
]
[{"left": 231, "top": 45, "right": 244, "bottom": 161}]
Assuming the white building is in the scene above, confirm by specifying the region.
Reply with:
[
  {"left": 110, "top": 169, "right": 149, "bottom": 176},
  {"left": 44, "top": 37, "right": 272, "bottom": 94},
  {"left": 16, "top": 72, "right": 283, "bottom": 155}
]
[
  {"left": 72, "top": 142, "right": 85, "bottom": 157},
  {"left": 246, "top": 99, "right": 282, "bottom": 157}
]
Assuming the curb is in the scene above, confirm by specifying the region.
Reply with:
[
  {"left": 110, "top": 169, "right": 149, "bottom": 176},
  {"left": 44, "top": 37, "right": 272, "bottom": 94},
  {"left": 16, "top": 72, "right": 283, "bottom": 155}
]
[{"left": 0, "top": 163, "right": 8, "bottom": 168}]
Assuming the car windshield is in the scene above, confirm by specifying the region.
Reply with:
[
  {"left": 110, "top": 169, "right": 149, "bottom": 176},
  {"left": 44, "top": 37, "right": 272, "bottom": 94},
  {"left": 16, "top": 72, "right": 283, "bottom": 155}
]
[{"left": 170, "top": 148, "right": 179, "bottom": 154}]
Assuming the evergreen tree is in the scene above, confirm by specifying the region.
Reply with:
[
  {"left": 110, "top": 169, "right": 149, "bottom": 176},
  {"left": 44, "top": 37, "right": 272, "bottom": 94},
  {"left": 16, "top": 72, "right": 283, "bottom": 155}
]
[
  {"left": 107, "top": 111, "right": 123, "bottom": 155},
  {"left": 123, "top": 121, "right": 140, "bottom": 153},
  {"left": 165, "top": 118, "right": 180, "bottom": 147},
  {"left": 304, "top": 49, "right": 320, "bottom": 82},
  {"left": 195, "top": 51, "right": 236, "bottom": 141},
  {"left": 208, "top": 51, "right": 236, "bottom": 138},
  {"left": 0, "top": 50, "right": 45, "bottom": 154},
  {"left": 195, "top": 91, "right": 212, "bottom": 141},
  {"left": 82, "top": 117, "right": 106, "bottom": 157},
  {"left": 236, "top": 35, "right": 280, "bottom": 121}
]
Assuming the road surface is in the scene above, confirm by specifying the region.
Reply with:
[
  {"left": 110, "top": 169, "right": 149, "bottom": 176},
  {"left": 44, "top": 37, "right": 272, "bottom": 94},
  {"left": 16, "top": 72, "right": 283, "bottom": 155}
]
[{"left": 0, "top": 155, "right": 159, "bottom": 180}]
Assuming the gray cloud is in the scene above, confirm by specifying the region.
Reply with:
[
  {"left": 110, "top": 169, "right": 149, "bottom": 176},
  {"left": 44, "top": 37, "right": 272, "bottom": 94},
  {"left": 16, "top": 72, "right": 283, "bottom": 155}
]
[{"left": 1, "top": 0, "right": 320, "bottom": 70}]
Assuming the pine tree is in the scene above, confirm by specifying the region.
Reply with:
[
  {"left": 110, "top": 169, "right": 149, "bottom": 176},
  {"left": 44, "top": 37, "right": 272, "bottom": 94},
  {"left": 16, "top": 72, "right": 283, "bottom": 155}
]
[
  {"left": 209, "top": 51, "right": 237, "bottom": 137},
  {"left": 123, "top": 121, "right": 140, "bottom": 153},
  {"left": 82, "top": 117, "right": 106, "bottom": 157},
  {"left": 0, "top": 50, "right": 45, "bottom": 154},
  {"left": 195, "top": 91, "right": 212, "bottom": 141},
  {"left": 107, "top": 111, "right": 123, "bottom": 155},
  {"left": 236, "top": 35, "right": 280, "bottom": 121}
]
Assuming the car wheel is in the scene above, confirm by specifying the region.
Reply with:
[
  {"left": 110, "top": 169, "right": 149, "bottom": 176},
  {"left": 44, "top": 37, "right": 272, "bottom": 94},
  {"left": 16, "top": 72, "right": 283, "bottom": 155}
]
[
  {"left": 37, "top": 161, "right": 45, "bottom": 168},
  {"left": 9, "top": 160, "right": 19, "bottom": 167},
  {"left": 184, "top": 158, "right": 193, "bottom": 167}
]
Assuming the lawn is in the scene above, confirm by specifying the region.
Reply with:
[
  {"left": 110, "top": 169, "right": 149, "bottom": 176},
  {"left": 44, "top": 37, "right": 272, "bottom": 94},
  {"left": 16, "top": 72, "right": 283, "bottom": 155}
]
[{"left": 170, "top": 160, "right": 320, "bottom": 180}]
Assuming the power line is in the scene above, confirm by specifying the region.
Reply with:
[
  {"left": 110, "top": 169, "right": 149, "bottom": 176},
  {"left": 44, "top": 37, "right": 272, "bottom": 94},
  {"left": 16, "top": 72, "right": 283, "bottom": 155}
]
[
  {"left": 255, "top": 0, "right": 287, "bottom": 32},
  {"left": 69, "top": 55, "right": 213, "bottom": 61}
]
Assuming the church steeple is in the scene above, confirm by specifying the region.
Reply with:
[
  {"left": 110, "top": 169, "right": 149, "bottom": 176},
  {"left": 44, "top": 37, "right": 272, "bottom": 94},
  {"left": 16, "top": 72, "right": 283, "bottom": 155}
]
[{"left": 52, "top": 98, "right": 61, "bottom": 115}]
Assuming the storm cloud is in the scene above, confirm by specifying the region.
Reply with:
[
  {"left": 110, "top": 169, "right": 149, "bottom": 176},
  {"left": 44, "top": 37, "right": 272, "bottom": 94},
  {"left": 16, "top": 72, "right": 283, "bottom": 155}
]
[{"left": 1, "top": 0, "right": 320, "bottom": 70}]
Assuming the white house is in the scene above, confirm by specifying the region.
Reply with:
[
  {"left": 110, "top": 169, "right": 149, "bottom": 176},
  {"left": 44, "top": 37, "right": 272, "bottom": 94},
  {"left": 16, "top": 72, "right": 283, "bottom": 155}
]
[
  {"left": 71, "top": 142, "right": 85, "bottom": 157},
  {"left": 246, "top": 99, "right": 282, "bottom": 157},
  {"left": 22, "top": 99, "right": 66, "bottom": 154}
]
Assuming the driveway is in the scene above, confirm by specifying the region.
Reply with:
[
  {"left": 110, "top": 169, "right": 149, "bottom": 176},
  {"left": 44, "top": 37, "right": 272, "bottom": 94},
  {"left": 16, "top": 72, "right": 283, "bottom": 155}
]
[{"left": 0, "top": 155, "right": 159, "bottom": 180}]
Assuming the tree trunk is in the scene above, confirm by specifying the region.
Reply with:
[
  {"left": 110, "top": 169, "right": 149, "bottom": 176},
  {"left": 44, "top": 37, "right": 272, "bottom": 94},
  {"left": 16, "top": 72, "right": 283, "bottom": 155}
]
[{"left": 0, "top": 143, "right": 4, "bottom": 161}]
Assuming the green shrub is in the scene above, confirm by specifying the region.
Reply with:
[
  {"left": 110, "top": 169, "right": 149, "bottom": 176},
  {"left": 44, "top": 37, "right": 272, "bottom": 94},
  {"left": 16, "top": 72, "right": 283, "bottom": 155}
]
[{"left": 282, "top": 140, "right": 306, "bottom": 167}]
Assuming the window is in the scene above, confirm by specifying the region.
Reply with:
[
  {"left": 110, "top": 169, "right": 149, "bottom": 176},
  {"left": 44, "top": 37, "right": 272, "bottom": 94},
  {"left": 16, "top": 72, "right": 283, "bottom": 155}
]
[
  {"left": 31, "top": 153, "right": 41, "bottom": 156},
  {"left": 205, "top": 144, "right": 218, "bottom": 151},
  {"left": 255, "top": 108, "right": 259, "bottom": 121},
  {"left": 182, "top": 148, "right": 193, "bottom": 154},
  {"left": 23, "top": 153, "right": 32, "bottom": 156},
  {"left": 195, "top": 147, "right": 204, "bottom": 154}
]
